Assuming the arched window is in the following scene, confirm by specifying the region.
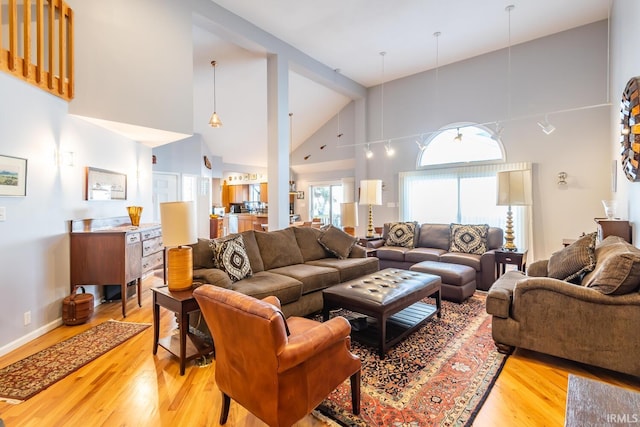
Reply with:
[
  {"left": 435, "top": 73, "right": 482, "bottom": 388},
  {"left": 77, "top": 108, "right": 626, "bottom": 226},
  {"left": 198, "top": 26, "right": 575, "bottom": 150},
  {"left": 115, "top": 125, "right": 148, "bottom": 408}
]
[{"left": 417, "top": 123, "right": 504, "bottom": 168}]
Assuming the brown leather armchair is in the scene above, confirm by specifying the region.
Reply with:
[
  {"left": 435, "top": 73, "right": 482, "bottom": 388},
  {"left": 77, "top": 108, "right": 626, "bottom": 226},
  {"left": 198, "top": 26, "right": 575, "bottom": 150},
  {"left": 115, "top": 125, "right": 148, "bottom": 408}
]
[{"left": 193, "top": 285, "right": 361, "bottom": 427}]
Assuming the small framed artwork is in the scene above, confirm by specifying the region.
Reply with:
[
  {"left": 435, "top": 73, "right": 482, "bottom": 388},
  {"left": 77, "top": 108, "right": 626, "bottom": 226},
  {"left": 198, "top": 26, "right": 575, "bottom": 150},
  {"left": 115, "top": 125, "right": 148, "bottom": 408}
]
[
  {"left": 0, "top": 155, "right": 28, "bottom": 197},
  {"left": 296, "top": 191, "right": 304, "bottom": 199},
  {"left": 86, "top": 167, "right": 127, "bottom": 200}
]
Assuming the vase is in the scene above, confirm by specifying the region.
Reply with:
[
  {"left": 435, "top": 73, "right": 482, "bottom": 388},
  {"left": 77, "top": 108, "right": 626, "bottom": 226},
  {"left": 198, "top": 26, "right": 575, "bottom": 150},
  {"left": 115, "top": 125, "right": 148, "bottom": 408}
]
[
  {"left": 601, "top": 200, "right": 616, "bottom": 220},
  {"left": 127, "top": 206, "right": 143, "bottom": 227}
]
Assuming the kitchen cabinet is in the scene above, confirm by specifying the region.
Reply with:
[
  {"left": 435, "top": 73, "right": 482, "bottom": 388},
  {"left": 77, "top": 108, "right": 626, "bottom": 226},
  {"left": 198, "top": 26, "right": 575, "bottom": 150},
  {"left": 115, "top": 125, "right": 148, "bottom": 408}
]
[
  {"left": 228, "top": 185, "right": 249, "bottom": 203},
  {"left": 260, "top": 182, "right": 268, "bottom": 203}
]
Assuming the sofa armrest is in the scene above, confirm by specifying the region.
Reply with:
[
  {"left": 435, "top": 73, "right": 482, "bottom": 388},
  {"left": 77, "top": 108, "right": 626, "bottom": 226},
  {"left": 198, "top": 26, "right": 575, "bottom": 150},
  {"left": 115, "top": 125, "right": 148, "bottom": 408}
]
[
  {"left": 479, "top": 249, "right": 498, "bottom": 290},
  {"left": 349, "top": 244, "right": 366, "bottom": 258},
  {"left": 368, "top": 239, "right": 386, "bottom": 249},
  {"left": 277, "top": 316, "right": 352, "bottom": 372},
  {"left": 526, "top": 259, "right": 549, "bottom": 277},
  {"left": 193, "top": 268, "right": 233, "bottom": 289}
]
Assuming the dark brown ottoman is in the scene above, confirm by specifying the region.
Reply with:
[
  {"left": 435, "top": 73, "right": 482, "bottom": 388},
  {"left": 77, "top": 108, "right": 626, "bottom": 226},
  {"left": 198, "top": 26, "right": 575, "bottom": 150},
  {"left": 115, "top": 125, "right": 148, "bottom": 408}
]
[
  {"left": 409, "top": 260, "right": 476, "bottom": 303},
  {"left": 322, "top": 268, "right": 441, "bottom": 358}
]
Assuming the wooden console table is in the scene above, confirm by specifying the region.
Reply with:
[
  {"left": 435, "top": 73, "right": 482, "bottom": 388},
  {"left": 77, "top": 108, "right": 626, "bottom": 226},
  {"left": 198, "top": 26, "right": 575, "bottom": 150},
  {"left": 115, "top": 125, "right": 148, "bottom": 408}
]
[{"left": 70, "top": 216, "right": 163, "bottom": 317}]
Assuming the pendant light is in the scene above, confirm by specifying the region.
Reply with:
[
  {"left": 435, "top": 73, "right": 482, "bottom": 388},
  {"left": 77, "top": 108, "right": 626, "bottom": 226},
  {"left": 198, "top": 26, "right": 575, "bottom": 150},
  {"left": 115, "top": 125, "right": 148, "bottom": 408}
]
[
  {"left": 289, "top": 112, "right": 296, "bottom": 194},
  {"left": 209, "top": 60, "right": 223, "bottom": 128},
  {"left": 379, "top": 51, "right": 386, "bottom": 147}
]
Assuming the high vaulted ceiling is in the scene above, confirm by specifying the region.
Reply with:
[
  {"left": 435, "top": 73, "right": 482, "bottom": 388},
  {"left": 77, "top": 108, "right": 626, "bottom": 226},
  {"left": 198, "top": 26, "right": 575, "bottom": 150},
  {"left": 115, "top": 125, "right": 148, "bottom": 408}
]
[{"left": 193, "top": 0, "right": 610, "bottom": 168}]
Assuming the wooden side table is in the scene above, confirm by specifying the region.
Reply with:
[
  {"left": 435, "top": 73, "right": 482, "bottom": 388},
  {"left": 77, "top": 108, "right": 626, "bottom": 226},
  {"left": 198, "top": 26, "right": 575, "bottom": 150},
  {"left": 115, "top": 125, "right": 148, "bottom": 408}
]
[
  {"left": 152, "top": 285, "right": 214, "bottom": 375},
  {"left": 495, "top": 249, "right": 528, "bottom": 278}
]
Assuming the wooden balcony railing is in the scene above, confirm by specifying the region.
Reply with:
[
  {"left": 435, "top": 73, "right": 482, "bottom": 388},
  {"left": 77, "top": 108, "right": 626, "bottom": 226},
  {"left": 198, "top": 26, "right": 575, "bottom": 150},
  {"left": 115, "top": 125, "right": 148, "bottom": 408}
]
[{"left": 0, "top": 0, "right": 74, "bottom": 101}]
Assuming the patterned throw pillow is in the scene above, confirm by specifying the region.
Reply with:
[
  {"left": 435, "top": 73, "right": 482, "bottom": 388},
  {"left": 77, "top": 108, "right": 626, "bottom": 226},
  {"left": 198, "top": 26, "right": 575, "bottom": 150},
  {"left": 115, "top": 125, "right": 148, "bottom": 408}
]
[
  {"left": 318, "top": 225, "right": 357, "bottom": 259},
  {"left": 449, "top": 224, "right": 489, "bottom": 255},
  {"left": 547, "top": 232, "right": 597, "bottom": 282},
  {"left": 209, "top": 234, "right": 252, "bottom": 282},
  {"left": 385, "top": 222, "right": 417, "bottom": 248}
]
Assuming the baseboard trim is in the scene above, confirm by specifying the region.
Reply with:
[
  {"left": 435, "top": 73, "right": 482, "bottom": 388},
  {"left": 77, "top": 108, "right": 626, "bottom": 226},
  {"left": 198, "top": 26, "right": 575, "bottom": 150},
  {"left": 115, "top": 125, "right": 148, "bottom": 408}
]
[{"left": 0, "top": 318, "right": 63, "bottom": 357}]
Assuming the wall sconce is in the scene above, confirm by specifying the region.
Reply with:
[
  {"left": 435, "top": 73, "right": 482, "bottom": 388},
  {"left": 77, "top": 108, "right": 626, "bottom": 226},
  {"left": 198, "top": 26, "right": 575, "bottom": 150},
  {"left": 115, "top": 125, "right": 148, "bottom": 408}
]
[
  {"left": 55, "top": 149, "right": 74, "bottom": 167},
  {"left": 558, "top": 171, "right": 567, "bottom": 186}
]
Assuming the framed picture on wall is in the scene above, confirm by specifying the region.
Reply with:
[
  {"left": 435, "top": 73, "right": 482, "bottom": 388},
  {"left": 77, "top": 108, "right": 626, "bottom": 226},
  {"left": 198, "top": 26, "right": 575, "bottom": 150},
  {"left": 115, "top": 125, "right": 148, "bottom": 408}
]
[
  {"left": 0, "top": 155, "right": 27, "bottom": 197},
  {"left": 85, "top": 167, "right": 127, "bottom": 200}
]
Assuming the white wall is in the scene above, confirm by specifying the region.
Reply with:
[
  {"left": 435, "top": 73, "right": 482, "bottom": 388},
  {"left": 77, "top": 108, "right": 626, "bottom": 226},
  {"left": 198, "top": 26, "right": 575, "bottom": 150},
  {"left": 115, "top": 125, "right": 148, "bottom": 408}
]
[
  {"left": 68, "top": 0, "right": 194, "bottom": 136},
  {"left": 611, "top": 0, "right": 640, "bottom": 242},
  {"left": 298, "top": 21, "right": 611, "bottom": 261},
  {"left": 0, "top": 74, "right": 152, "bottom": 352}
]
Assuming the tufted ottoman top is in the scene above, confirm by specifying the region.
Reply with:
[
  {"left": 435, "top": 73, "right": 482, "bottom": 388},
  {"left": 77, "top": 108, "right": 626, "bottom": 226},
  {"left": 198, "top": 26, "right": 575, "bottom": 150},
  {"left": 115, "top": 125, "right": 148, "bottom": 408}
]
[{"left": 323, "top": 268, "right": 441, "bottom": 312}]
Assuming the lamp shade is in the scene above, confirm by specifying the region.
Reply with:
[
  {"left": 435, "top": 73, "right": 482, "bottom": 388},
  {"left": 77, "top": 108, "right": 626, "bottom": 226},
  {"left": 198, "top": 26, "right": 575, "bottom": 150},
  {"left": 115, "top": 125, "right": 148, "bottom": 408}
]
[
  {"left": 340, "top": 202, "right": 359, "bottom": 227},
  {"left": 160, "top": 201, "right": 198, "bottom": 247},
  {"left": 496, "top": 170, "right": 532, "bottom": 206},
  {"left": 359, "top": 179, "right": 382, "bottom": 206}
]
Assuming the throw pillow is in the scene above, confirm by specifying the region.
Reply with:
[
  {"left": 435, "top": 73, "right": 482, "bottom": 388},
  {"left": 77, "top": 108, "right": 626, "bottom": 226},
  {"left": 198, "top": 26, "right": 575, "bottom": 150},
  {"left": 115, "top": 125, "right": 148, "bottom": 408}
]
[
  {"left": 547, "top": 232, "right": 597, "bottom": 282},
  {"left": 318, "top": 225, "right": 357, "bottom": 259},
  {"left": 449, "top": 224, "right": 489, "bottom": 255},
  {"left": 210, "top": 234, "right": 252, "bottom": 282},
  {"left": 585, "top": 251, "right": 640, "bottom": 295},
  {"left": 385, "top": 222, "right": 417, "bottom": 248}
]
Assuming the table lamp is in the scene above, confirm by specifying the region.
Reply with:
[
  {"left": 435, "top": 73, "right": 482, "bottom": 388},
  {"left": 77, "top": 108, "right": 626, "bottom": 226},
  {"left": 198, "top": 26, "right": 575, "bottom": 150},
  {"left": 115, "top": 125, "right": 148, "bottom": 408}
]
[
  {"left": 359, "top": 179, "right": 382, "bottom": 238},
  {"left": 160, "top": 201, "right": 198, "bottom": 291},
  {"left": 340, "top": 202, "right": 358, "bottom": 236},
  {"left": 496, "top": 170, "right": 532, "bottom": 251}
]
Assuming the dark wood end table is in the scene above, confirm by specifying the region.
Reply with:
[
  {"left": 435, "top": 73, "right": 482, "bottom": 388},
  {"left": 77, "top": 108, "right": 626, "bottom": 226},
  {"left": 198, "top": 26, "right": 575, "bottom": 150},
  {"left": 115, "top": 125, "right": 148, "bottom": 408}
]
[
  {"left": 495, "top": 249, "right": 528, "bottom": 278},
  {"left": 152, "top": 285, "right": 214, "bottom": 375}
]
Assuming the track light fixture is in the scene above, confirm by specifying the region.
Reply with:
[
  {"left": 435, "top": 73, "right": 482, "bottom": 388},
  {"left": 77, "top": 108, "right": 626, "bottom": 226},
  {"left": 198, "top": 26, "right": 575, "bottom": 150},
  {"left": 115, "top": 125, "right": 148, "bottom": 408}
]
[
  {"left": 209, "top": 60, "right": 223, "bottom": 128},
  {"left": 385, "top": 141, "right": 395, "bottom": 157},
  {"left": 454, "top": 128, "right": 463, "bottom": 142},
  {"left": 537, "top": 115, "right": 556, "bottom": 135},
  {"left": 364, "top": 143, "right": 373, "bottom": 159}
]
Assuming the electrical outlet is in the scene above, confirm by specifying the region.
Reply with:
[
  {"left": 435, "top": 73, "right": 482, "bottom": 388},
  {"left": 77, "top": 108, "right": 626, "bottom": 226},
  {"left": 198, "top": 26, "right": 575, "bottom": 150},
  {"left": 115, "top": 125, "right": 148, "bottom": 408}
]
[
  {"left": 0, "top": 207, "right": 6, "bottom": 221},
  {"left": 24, "top": 311, "right": 31, "bottom": 326}
]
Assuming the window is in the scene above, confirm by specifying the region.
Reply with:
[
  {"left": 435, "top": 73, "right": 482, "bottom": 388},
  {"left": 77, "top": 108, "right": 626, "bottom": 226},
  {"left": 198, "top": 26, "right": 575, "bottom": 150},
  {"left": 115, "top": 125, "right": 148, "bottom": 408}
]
[
  {"left": 418, "top": 123, "right": 504, "bottom": 167},
  {"left": 309, "top": 184, "right": 343, "bottom": 226},
  {"left": 404, "top": 122, "right": 531, "bottom": 252},
  {"left": 400, "top": 162, "right": 532, "bottom": 251}
]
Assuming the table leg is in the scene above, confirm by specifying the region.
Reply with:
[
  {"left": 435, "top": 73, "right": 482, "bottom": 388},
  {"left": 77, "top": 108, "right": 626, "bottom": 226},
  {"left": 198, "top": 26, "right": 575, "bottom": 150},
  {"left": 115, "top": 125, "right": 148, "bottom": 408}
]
[
  {"left": 378, "top": 316, "right": 386, "bottom": 359},
  {"left": 137, "top": 278, "right": 142, "bottom": 307},
  {"left": 435, "top": 290, "right": 442, "bottom": 318},
  {"left": 152, "top": 294, "right": 159, "bottom": 355},
  {"left": 179, "top": 307, "right": 188, "bottom": 375},
  {"left": 121, "top": 282, "right": 127, "bottom": 317}
]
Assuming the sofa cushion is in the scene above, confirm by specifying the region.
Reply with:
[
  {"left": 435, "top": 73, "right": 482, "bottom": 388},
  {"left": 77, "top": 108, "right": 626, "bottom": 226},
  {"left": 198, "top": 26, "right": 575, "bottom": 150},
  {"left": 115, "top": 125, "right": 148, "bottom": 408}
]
[
  {"left": 192, "top": 238, "right": 216, "bottom": 269},
  {"left": 240, "top": 230, "right": 264, "bottom": 273},
  {"left": 269, "top": 263, "right": 340, "bottom": 294},
  {"left": 439, "top": 252, "right": 482, "bottom": 271},
  {"left": 385, "top": 221, "right": 418, "bottom": 248},
  {"left": 293, "top": 226, "right": 330, "bottom": 261},
  {"left": 210, "top": 234, "right": 253, "bottom": 282},
  {"left": 584, "top": 237, "right": 640, "bottom": 295},
  {"left": 307, "top": 257, "right": 380, "bottom": 283},
  {"left": 404, "top": 247, "right": 447, "bottom": 264},
  {"left": 230, "top": 271, "right": 302, "bottom": 305},
  {"left": 317, "top": 225, "right": 357, "bottom": 259},
  {"left": 376, "top": 246, "right": 411, "bottom": 262},
  {"left": 254, "top": 227, "right": 304, "bottom": 270},
  {"left": 416, "top": 223, "right": 451, "bottom": 250},
  {"left": 449, "top": 224, "right": 489, "bottom": 255},
  {"left": 548, "top": 232, "right": 596, "bottom": 282}
]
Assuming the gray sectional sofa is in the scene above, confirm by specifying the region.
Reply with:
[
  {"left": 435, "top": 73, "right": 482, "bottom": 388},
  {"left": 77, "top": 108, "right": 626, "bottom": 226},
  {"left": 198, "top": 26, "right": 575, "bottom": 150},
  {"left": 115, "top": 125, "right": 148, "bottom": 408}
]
[
  {"left": 370, "top": 223, "right": 504, "bottom": 291},
  {"left": 191, "top": 226, "right": 379, "bottom": 317}
]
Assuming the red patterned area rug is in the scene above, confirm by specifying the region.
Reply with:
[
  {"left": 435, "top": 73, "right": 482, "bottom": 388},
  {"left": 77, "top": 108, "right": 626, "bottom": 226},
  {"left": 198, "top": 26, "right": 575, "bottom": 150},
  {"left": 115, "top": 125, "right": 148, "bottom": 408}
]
[
  {"left": 0, "top": 320, "right": 149, "bottom": 403},
  {"left": 318, "top": 293, "right": 507, "bottom": 426}
]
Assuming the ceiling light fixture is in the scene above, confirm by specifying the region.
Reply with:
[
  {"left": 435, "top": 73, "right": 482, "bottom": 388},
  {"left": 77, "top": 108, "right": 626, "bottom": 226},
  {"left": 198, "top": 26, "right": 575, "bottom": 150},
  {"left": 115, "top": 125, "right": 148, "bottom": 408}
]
[
  {"left": 364, "top": 143, "right": 373, "bottom": 159},
  {"left": 289, "top": 112, "right": 296, "bottom": 193},
  {"left": 209, "top": 60, "right": 223, "bottom": 128},
  {"left": 335, "top": 69, "right": 344, "bottom": 140},
  {"left": 537, "top": 115, "right": 556, "bottom": 135}
]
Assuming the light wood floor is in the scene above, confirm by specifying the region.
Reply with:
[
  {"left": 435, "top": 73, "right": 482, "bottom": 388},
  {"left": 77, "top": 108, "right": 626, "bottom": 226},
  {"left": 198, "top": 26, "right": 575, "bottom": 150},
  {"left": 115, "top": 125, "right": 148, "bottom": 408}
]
[{"left": 1, "top": 274, "right": 639, "bottom": 427}]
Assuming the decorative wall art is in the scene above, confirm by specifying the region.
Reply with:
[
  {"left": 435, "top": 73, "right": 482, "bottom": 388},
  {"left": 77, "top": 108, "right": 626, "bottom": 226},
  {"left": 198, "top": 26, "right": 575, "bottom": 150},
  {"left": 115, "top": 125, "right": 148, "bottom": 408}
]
[
  {"left": 85, "top": 167, "right": 127, "bottom": 200},
  {"left": 296, "top": 191, "right": 305, "bottom": 200},
  {"left": 620, "top": 76, "right": 640, "bottom": 182},
  {"left": 0, "top": 155, "right": 27, "bottom": 197}
]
